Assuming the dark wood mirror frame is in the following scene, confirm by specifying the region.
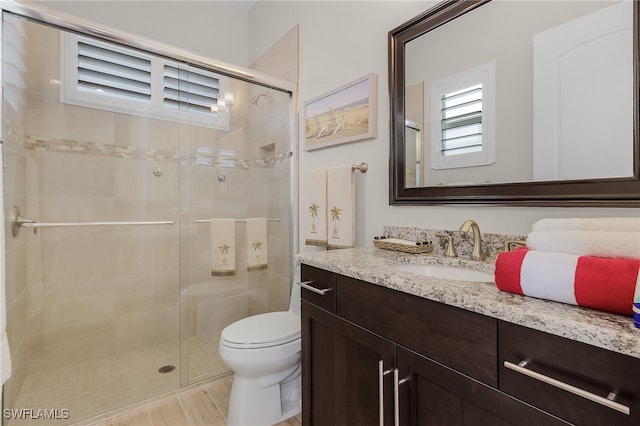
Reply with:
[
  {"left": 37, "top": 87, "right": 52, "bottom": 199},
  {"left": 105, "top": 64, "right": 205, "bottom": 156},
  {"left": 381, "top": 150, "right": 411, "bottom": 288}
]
[{"left": 389, "top": 0, "right": 640, "bottom": 207}]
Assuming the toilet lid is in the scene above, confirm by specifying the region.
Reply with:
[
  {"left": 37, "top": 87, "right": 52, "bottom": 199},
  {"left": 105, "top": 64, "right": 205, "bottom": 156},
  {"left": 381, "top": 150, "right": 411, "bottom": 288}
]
[{"left": 221, "top": 311, "right": 300, "bottom": 348}]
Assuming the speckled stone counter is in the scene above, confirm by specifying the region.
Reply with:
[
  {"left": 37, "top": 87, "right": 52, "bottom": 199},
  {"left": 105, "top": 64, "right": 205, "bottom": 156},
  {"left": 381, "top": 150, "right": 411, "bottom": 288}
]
[{"left": 296, "top": 247, "right": 640, "bottom": 359}]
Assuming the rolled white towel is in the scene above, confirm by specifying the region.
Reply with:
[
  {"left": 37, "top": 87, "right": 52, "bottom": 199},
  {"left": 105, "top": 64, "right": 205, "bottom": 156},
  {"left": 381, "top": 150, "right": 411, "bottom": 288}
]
[
  {"left": 532, "top": 217, "right": 640, "bottom": 233},
  {"left": 383, "top": 238, "right": 425, "bottom": 246},
  {"left": 527, "top": 230, "right": 640, "bottom": 259}
]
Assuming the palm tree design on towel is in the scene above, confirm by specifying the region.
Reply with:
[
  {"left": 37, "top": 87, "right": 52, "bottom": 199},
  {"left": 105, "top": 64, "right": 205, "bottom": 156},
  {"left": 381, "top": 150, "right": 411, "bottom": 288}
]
[
  {"left": 309, "top": 203, "right": 320, "bottom": 233},
  {"left": 330, "top": 205, "right": 343, "bottom": 238},
  {"left": 251, "top": 240, "right": 263, "bottom": 260},
  {"left": 218, "top": 243, "right": 231, "bottom": 264}
]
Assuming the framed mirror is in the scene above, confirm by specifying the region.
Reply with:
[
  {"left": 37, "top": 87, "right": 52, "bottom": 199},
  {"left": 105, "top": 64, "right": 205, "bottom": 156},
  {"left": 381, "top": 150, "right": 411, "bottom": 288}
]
[{"left": 389, "top": 0, "right": 640, "bottom": 206}]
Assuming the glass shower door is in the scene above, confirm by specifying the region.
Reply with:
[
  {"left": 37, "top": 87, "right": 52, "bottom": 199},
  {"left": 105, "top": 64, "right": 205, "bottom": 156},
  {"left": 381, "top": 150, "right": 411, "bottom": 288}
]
[
  {"left": 2, "top": 7, "right": 293, "bottom": 425},
  {"left": 2, "top": 13, "right": 183, "bottom": 423}
]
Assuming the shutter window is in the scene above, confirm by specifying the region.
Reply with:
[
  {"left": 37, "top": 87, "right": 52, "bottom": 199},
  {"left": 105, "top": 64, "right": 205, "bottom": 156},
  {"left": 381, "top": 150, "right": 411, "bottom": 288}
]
[
  {"left": 163, "top": 65, "right": 220, "bottom": 115},
  {"left": 77, "top": 41, "right": 151, "bottom": 103},
  {"left": 430, "top": 62, "right": 495, "bottom": 170},
  {"left": 62, "top": 33, "right": 229, "bottom": 130},
  {"left": 440, "top": 84, "right": 482, "bottom": 156}
]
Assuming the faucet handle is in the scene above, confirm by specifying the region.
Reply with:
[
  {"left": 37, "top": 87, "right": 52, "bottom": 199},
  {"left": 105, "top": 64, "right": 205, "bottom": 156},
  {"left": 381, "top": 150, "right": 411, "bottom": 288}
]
[
  {"left": 436, "top": 234, "right": 457, "bottom": 258},
  {"left": 505, "top": 239, "right": 527, "bottom": 252}
]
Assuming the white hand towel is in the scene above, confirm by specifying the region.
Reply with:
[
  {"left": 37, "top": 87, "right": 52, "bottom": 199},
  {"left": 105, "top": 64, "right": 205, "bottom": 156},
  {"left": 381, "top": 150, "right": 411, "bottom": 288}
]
[
  {"left": 304, "top": 168, "right": 327, "bottom": 247},
  {"left": 527, "top": 230, "right": 640, "bottom": 259},
  {"left": 246, "top": 218, "right": 268, "bottom": 271},
  {"left": 327, "top": 165, "right": 355, "bottom": 249},
  {"left": 532, "top": 217, "right": 640, "bottom": 233},
  {"left": 210, "top": 219, "right": 236, "bottom": 276}
]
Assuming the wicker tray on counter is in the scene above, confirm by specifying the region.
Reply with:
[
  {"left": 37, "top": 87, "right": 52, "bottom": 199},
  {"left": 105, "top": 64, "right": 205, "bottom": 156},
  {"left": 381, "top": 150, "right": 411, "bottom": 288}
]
[{"left": 373, "top": 238, "right": 432, "bottom": 254}]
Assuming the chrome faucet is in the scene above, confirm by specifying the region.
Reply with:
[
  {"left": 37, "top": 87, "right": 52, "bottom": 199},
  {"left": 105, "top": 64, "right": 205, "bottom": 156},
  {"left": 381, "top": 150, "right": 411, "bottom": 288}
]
[{"left": 459, "top": 219, "right": 485, "bottom": 261}]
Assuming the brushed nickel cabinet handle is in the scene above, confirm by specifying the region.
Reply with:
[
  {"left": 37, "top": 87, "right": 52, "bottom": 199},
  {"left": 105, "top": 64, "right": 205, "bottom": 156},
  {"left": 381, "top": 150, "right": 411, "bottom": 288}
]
[
  {"left": 504, "top": 360, "right": 630, "bottom": 415},
  {"left": 379, "top": 361, "right": 393, "bottom": 426},
  {"left": 393, "top": 369, "right": 409, "bottom": 426},
  {"left": 296, "top": 280, "right": 333, "bottom": 295}
]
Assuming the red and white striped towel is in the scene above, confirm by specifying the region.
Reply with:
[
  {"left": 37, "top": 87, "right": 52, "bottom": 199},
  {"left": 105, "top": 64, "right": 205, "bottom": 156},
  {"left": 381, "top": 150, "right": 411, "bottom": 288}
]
[{"left": 495, "top": 248, "right": 640, "bottom": 316}]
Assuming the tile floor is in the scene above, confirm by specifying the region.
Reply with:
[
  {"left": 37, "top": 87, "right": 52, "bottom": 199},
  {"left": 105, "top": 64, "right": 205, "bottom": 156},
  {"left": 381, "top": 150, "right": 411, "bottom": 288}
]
[
  {"left": 9, "top": 333, "right": 230, "bottom": 425},
  {"left": 86, "top": 376, "right": 301, "bottom": 426}
]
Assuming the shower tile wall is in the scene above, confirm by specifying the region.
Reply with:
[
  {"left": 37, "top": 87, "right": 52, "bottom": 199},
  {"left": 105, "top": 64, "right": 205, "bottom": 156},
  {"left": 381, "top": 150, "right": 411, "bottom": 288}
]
[
  {"left": 246, "top": 24, "right": 298, "bottom": 315},
  {"left": 4, "top": 15, "right": 293, "bottom": 416}
]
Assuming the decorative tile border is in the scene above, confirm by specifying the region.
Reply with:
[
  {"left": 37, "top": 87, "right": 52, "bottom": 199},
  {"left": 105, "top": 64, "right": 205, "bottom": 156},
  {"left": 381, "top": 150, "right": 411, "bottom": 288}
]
[{"left": 21, "top": 134, "right": 291, "bottom": 169}]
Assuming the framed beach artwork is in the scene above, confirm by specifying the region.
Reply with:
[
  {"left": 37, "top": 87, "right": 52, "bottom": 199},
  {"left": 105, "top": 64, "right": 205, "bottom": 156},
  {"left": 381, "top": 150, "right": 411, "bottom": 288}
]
[{"left": 304, "top": 73, "right": 377, "bottom": 151}]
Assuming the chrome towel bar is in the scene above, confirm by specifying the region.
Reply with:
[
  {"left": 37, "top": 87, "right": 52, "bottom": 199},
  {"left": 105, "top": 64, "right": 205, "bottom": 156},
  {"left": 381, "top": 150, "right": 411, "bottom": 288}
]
[
  {"left": 11, "top": 206, "right": 174, "bottom": 237},
  {"left": 193, "top": 218, "right": 283, "bottom": 224}
]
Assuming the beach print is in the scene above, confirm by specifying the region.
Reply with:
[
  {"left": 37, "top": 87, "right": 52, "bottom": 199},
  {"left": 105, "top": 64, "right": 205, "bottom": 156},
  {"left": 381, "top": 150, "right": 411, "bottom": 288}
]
[{"left": 305, "top": 74, "right": 377, "bottom": 150}]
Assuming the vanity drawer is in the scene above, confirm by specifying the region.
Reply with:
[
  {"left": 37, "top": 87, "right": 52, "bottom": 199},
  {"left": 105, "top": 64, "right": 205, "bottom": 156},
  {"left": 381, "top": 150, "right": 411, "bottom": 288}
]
[
  {"left": 300, "top": 264, "right": 336, "bottom": 313},
  {"left": 336, "top": 274, "right": 497, "bottom": 386},
  {"left": 499, "top": 321, "right": 640, "bottom": 425}
]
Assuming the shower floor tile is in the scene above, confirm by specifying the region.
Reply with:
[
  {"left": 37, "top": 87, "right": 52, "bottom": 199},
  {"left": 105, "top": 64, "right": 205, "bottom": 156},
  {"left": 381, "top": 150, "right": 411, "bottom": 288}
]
[{"left": 8, "top": 333, "right": 229, "bottom": 426}]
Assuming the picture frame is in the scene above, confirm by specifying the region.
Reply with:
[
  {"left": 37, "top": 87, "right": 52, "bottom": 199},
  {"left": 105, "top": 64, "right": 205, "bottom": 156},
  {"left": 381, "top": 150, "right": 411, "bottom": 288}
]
[{"left": 304, "top": 73, "right": 377, "bottom": 151}]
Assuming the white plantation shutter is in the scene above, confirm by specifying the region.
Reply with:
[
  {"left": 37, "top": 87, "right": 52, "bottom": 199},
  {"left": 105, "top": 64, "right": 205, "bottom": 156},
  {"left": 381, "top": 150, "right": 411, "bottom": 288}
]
[
  {"left": 440, "top": 84, "right": 482, "bottom": 156},
  {"left": 61, "top": 34, "right": 228, "bottom": 130},
  {"left": 163, "top": 65, "right": 220, "bottom": 114},
  {"left": 77, "top": 41, "right": 152, "bottom": 103},
  {"left": 430, "top": 62, "right": 495, "bottom": 170}
]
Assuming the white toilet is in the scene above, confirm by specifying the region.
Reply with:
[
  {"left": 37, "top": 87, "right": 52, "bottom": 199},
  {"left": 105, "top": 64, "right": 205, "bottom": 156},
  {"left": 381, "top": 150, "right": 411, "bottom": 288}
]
[{"left": 219, "top": 279, "right": 301, "bottom": 426}]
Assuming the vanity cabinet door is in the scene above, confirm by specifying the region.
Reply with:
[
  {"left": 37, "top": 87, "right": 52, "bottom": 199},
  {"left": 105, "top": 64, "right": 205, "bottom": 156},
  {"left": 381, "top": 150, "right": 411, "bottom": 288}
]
[
  {"left": 396, "top": 347, "right": 571, "bottom": 426},
  {"left": 301, "top": 300, "right": 396, "bottom": 426}
]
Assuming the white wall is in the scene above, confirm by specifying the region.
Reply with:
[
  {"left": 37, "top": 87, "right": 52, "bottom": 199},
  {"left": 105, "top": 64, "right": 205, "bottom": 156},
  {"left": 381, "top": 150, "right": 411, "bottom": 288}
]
[
  {"left": 248, "top": 0, "right": 639, "bottom": 250},
  {"left": 24, "top": 0, "right": 251, "bottom": 66}
]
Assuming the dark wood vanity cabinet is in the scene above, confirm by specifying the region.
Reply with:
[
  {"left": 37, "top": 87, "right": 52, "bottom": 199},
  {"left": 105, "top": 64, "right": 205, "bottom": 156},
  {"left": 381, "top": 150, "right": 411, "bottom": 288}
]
[{"left": 300, "top": 264, "right": 639, "bottom": 426}]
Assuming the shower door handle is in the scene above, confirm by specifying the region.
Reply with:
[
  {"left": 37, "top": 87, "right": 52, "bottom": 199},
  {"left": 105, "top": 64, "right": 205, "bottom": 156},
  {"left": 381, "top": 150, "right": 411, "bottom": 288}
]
[{"left": 296, "top": 281, "right": 332, "bottom": 295}]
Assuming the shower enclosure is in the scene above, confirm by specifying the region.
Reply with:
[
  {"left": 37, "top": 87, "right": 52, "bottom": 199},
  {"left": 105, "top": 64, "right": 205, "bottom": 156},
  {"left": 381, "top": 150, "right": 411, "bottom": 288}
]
[{"left": 1, "top": 4, "right": 295, "bottom": 424}]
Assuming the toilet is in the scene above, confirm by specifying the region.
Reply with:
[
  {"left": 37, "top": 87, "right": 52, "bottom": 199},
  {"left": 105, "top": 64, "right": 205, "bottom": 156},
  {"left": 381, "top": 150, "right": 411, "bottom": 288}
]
[{"left": 219, "top": 279, "right": 301, "bottom": 426}]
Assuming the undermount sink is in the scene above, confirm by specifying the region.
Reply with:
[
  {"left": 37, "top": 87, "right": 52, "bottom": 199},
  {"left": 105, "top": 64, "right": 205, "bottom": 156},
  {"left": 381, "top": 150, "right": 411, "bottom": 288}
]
[{"left": 395, "top": 264, "right": 494, "bottom": 283}]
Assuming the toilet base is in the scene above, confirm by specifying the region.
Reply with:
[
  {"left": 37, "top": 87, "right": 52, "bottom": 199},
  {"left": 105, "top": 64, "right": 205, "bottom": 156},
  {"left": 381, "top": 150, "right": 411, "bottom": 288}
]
[{"left": 227, "top": 369, "right": 301, "bottom": 426}]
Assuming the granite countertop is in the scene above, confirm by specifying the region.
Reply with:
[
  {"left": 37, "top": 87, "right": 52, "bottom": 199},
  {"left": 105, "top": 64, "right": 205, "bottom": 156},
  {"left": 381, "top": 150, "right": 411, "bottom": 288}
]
[{"left": 296, "top": 247, "right": 640, "bottom": 360}]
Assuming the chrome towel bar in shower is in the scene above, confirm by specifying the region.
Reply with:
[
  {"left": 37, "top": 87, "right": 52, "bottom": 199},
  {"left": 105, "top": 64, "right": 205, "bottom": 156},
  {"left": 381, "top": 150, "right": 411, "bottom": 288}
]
[
  {"left": 193, "top": 218, "right": 284, "bottom": 224},
  {"left": 11, "top": 206, "right": 174, "bottom": 237}
]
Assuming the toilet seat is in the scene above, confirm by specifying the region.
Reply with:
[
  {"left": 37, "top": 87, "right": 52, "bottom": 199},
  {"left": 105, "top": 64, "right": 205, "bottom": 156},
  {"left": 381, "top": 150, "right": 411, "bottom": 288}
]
[{"left": 221, "top": 311, "right": 300, "bottom": 349}]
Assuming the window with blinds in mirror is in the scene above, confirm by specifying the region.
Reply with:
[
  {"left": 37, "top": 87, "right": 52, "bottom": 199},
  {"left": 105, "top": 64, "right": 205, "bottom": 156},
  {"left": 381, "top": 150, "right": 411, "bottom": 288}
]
[{"left": 430, "top": 62, "right": 495, "bottom": 170}]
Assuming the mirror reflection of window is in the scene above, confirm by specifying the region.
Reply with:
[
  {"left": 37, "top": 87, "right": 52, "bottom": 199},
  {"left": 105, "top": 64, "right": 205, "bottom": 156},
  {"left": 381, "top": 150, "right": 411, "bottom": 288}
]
[
  {"left": 440, "top": 84, "right": 483, "bottom": 157},
  {"left": 430, "top": 62, "right": 495, "bottom": 172}
]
